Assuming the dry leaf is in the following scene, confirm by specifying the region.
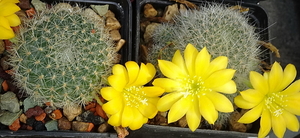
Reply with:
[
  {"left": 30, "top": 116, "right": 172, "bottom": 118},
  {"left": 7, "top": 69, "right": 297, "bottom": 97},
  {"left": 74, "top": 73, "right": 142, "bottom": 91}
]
[{"left": 258, "top": 41, "right": 280, "bottom": 58}]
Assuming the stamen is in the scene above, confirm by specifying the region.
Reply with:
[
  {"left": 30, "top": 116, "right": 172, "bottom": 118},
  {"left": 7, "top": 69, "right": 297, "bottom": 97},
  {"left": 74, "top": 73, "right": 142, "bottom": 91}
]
[
  {"left": 177, "top": 75, "right": 211, "bottom": 97},
  {"left": 123, "top": 86, "right": 148, "bottom": 108}
]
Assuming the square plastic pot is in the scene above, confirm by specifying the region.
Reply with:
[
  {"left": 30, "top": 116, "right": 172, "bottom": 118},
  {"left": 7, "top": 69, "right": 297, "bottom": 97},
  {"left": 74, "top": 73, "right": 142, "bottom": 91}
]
[
  {"left": 0, "top": 0, "right": 131, "bottom": 137},
  {"left": 131, "top": 0, "right": 270, "bottom": 137},
  {"left": 133, "top": 0, "right": 270, "bottom": 63}
]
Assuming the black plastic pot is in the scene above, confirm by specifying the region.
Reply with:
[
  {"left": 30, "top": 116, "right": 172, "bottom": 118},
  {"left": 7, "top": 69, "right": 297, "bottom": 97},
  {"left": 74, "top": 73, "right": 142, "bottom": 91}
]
[
  {"left": 131, "top": 0, "right": 270, "bottom": 137},
  {"left": 0, "top": 0, "right": 131, "bottom": 137},
  {"left": 133, "top": 0, "right": 270, "bottom": 63}
]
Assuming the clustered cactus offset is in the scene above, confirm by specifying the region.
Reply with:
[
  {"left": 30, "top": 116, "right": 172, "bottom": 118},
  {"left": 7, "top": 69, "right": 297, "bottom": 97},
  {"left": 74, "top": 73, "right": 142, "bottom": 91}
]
[
  {"left": 147, "top": 3, "right": 262, "bottom": 127},
  {"left": 6, "top": 3, "right": 118, "bottom": 108}
]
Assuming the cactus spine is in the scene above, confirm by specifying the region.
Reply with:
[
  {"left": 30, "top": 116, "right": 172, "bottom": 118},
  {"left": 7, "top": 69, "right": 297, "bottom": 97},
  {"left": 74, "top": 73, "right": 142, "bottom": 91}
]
[
  {"left": 7, "top": 3, "right": 118, "bottom": 108},
  {"left": 148, "top": 3, "right": 262, "bottom": 127}
]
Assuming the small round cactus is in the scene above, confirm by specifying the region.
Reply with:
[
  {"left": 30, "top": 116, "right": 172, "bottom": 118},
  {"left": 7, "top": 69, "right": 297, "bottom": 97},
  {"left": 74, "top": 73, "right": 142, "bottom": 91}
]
[
  {"left": 148, "top": 3, "right": 262, "bottom": 127},
  {"left": 6, "top": 3, "right": 118, "bottom": 108}
]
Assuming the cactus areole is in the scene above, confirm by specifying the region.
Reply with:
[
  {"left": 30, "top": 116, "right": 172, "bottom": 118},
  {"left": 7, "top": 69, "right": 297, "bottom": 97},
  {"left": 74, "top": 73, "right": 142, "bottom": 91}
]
[{"left": 7, "top": 4, "right": 118, "bottom": 108}]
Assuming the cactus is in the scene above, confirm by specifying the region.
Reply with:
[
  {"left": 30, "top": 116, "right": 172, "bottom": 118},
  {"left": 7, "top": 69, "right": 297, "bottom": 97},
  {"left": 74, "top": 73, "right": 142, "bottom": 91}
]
[
  {"left": 6, "top": 3, "right": 118, "bottom": 108},
  {"left": 147, "top": 3, "right": 262, "bottom": 127}
]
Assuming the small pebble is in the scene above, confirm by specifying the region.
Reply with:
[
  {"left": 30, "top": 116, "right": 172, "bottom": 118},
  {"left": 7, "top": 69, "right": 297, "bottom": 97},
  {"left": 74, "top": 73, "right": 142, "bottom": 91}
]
[
  {"left": 0, "top": 110, "right": 22, "bottom": 126},
  {"left": 229, "top": 110, "right": 247, "bottom": 132},
  {"left": 33, "top": 121, "right": 46, "bottom": 131},
  {"left": 26, "top": 117, "right": 35, "bottom": 126},
  {"left": 17, "top": 0, "right": 31, "bottom": 10},
  {"left": 143, "top": 4, "right": 158, "bottom": 18},
  {"left": 49, "top": 109, "right": 63, "bottom": 120},
  {"left": 77, "top": 111, "right": 105, "bottom": 125},
  {"left": 25, "top": 106, "right": 44, "bottom": 118},
  {"left": 44, "top": 106, "right": 56, "bottom": 114},
  {"left": 9, "top": 118, "right": 20, "bottom": 131},
  {"left": 23, "top": 97, "right": 39, "bottom": 112},
  {"left": 19, "top": 114, "right": 27, "bottom": 124},
  {"left": 98, "top": 122, "right": 112, "bottom": 133},
  {"left": 95, "top": 103, "right": 108, "bottom": 120},
  {"left": 72, "top": 121, "right": 94, "bottom": 132},
  {"left": 106, "top": 17, "right": 121, "bottom": 30},
  {"left": 45, "top": 120, "right": 58, "bottom": 131},
  {"left": 58, "top": 117, "right": 72, "bottom": 130},
  {"left": 63, "top": 104, "right": 82, "bottom": 121},
  {"left": 20, "top": 124, "right": 27, "bottom": 130},
  {"left": 35, "top": 112, "right": 46, "bottom": 121},
  {"left": 26, "top": 125, "right": 33, "bottom": 130},
  {"left": 31, "top": 0, "right": 47, "bottom": 12},
  {"left": 0, "top": 91, "right": 20, "bottom": 113}
]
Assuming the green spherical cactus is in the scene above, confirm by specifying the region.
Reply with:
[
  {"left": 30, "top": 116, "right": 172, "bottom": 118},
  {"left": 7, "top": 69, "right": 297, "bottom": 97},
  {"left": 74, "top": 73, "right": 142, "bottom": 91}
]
[
  {"left": 7, "top": 3, "right": 118, "bottom": 108},
  {"left": 148, "top": 3, "right": 262, "bottom": 127}
]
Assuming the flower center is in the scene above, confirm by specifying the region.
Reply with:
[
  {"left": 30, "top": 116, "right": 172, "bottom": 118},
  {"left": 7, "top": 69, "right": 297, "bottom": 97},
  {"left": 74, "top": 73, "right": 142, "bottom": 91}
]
[
  {"left": 264, "top": 93, "right": 286, "bottom": 117},
  {"left": 123, "top": 86, "right": 148, "bottom": 108},
  {"left": 178, "top": 75, "right": 211, "bottom": 97}
]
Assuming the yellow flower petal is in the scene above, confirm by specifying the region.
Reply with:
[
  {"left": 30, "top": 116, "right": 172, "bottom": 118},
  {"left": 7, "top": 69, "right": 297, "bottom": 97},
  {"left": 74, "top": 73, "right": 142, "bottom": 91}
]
[
  {"left": 128, "top": 108, "right": 147, "bottom": 130},
  {"left": 281, "top": 80, "right": 300, "bottom": 95},
  {"left": 202, "top": 56, "right": 228, "bottom": 79},
  {"left": 102, "top": 97, "right": 123, "bottom": 115},
  {"left": 6, "top": 14, "right": 20, "bottom": 27},
  {"left": 0, "top": 0, "right": 20, "bottom": 5},
  {"left": 172, "top": 50, "right": 187, "bottom": 73},
  {"left": 276, "top": 64, "right": 297, "bottom": 92},
  {"left": 283, "top": 95, "right": 300, "bottom": 115},
  {"left": 138, "top": 102, "right": 158, "bottom": 118},
  {"left": 206, "top": 91, "right": 233, "bottom": 112},
  {"left": 238, "top": 103, "right": 263, "bottom": 123},
  {"left": 157, "top": 92, "right": 183, "bottom": 112},
  {"left": 0, "top": 16, "right": 12, "bottom": 29},
  {"left": 168, "top": 96, "right": 191, "bottom": 123},
  {"left": 108, "top": 74, "right": 127, "bottom": 92},
  {"left": 152, "top": 78, "right": 179, "bottom": 92},
  {"left": 284, "top": 92, "right": 300, "bottom": 101},
  {"left": 195, "top": 47, "right": 211, "bottom": 77},
  {"left": 158, "top": 60, "right": 187, "bottom": 79},
  {"left": 249, "top": 71, "right": 269, "bottom": 95},
  {"left": 146, "top": 97, "right": 160, "bottom": 106},
  {"left": 125, "top": 61, "right": 139, "bottom": 85},
  {"left": 199, "top": 96, "right": 218, "bottom": 124},
  {"left": 212, "top": 80, "right": 236, "bottom": 94},
  {"left": 268, "top": 62, "right": 284, "bottom": 92},
  {"left": 112, "top": 64, "right": 127, "bottom": 76},
  {"left": 240, "top": 89, "right": 264, "bottom": 104},
  {"left": 145, "top": 63, "right": 156, "bottom": 81},
  {"left": 282, "top": 110, "right": 299, "bottom": 132},
  {"left": 186, "top": 96, "right": 201, "bottom": 131},
  {"left": 234, "top": 95, "right": 257, "bottom": 109},
  {"left": 271, "top": 114, "right": 286, "bottom": 138},
  {"left": 133, "top": 63, "right": 155, "bottom": 86},
  {"left": 108, "top": 111, "right": 122, "bottom": 126},
  {"left": 258, "top": 109, "right": 272, "bottom": 138},
  {"left": 184, "top": 43, "right": 198, "bottom": 75},
  {"left": 0, "top": 24, "right": 15, "bottom": 39},
  {"left": 0, "top": 3, "right": 20, "bottom": 16},
  {"left": 100, "top": 87, "right": 120, "bottom": 101},
  {"left": 141, "top": 86, "right": 164, "bottom": 97},
  {"left": 121, "top": 106, "right": 133, "bottom": 127},
  {"left": 204, "top": 69, "right": 235, "bottom": 89}
]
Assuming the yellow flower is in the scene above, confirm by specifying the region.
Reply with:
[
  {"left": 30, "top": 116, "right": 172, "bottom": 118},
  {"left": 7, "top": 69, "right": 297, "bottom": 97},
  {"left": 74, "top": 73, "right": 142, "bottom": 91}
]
[
  {"left": 153, "top": 43, "right": 237, "bottom": 131},
  {"left": 0, "top": 0, "right": 21, "bottom": 40},
  {"left": 101, "top": 61, "right": 164, "bottom": 130},
  {"left": 235, "top": 62, "right": 300, "bottom": 138}
]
